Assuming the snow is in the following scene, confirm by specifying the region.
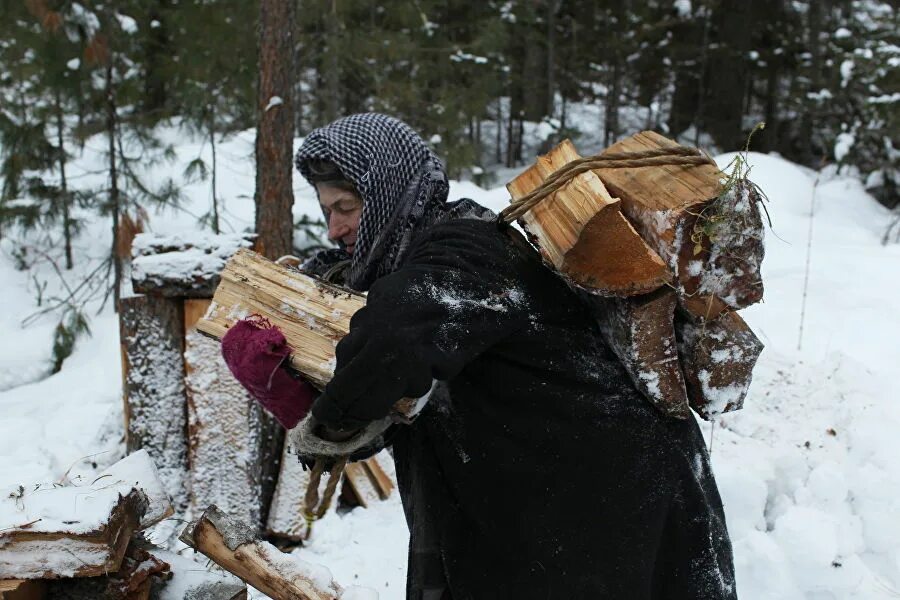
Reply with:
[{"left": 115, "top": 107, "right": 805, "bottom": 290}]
[
  {"left": 1, "top": 122, "right": 898, "bottom": 598},
  {"left": 265, "top": 96, "right": 284, "bottom": 112},
  {"left": 835, "top": 131, "right": 855, "bottom": 161},
  {"left": 674, "top": 0, "right": 692, "bottom": 18},
  {"left": 131, "top": 231, "right": 253, "bottom": 286}
]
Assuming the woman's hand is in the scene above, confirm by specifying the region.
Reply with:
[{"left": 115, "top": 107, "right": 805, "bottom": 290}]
[{"left": 221, "top": 316, "right": 315, "bottom": 429}]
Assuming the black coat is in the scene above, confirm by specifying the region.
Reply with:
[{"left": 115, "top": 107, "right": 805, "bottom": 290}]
[{"left": 312, "top": 218, "right": 737, "bottom": 600}]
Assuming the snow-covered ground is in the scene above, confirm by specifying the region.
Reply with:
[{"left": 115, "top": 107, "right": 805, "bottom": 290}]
[{"left": 1, "top": 124, "right": 898, "bottom": 599}]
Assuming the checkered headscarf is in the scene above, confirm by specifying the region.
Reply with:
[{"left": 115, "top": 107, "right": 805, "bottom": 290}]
[{"left": 296, "top": 113, "right": 493, "bottom": 290}]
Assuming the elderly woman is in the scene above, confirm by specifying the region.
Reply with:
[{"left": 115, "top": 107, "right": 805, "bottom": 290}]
[{"left": 232, "top": 113, "right": 736, "bottom": 600}]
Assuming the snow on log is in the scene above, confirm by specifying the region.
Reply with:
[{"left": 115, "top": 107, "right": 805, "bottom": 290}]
[
  {"left": 95, "top": 449, "right": 174, "bottom": 530},
  {"left": 589, "top": 290, "right": 690, "bottom": 418},
  {"left": 44, "top": 540, "right": 173, "bottom": 600},
  {"left": 196, "top": 248, "right": 365, "bottom": 389},
  {"left": 131, "top": 233, "right": 255, "bottom": 298},
  {"left": 143, "top": 544, "right": 246, "bottom": 600},
  {"left": 676, "top": 310, "right": 764, "bottom": 419},
  {"left": 120, "top": 293, "right": 189, "bottom": 513},
  {"left": 593, "top": 131, "right": 764, "bottom": 319},
  {"left": 180, "top": 505, "right": 346, "bottom": 600},
  {"left": 184, "top": 299, "right": 283, "bottom": 532},
  {"left": 507, "top": 139, "right": 670, "bottom": 296},
  {"left": 0, "top": 486, "right": 147, "bottom": 579}
]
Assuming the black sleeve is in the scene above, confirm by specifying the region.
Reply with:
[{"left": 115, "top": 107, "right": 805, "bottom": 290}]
[{"left": 311, "top": 222, "right": 530, "bottom": 430}]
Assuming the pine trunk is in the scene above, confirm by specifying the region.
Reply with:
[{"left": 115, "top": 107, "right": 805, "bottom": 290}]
[{"left": 254, "top": 0, "right": 296, "bottom": 260}]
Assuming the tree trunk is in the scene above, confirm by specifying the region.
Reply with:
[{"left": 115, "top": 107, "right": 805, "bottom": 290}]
[
  {"left": 143, "top": 0, "right": 170, "bottom": 117},
  {"left": 55, "top": 89, "right": 73, "bottom": 270},
  {"left": 322, "top": 0, "right": 341, "bottom": 124},
  {"left": 209, "top": 106, "right": 220, "bottom": 234},
  {"left": 704, "top": 0, "right": 754, "bottom": 149},
  {"left": 255, "top": 0, "right": 296, "bottom": 260},
  {"left": 106, "top": 62, "right": 122, "bottom": 310}
]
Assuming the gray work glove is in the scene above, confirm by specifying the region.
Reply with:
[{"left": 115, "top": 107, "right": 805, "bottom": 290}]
[{"left": 288, "top": 413, "right": 394, "bottom": 465}]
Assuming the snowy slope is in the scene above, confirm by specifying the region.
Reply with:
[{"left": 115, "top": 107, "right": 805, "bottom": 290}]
[{"left": 0, "top": 127, "right": 898, "bottom": 599}]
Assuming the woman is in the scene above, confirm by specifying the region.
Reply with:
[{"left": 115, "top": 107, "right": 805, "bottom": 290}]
[{"left": 239, "top": 113, "right": 737, "bottom": 599}]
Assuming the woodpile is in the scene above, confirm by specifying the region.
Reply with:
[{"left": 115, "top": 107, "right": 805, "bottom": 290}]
[
  {"left": 0, "top": 453, "right": 247, "bottom": 599},
  {"left": 121, "top": 234, "right": 399, "bottom": 554},
  {"left": 506, "top": 132, "right": 766, "bottom": 418}
]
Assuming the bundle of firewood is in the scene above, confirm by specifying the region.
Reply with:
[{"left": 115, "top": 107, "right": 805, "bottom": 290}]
[{"left": 505, "top": 131, "right": 765, "bottom": 418}]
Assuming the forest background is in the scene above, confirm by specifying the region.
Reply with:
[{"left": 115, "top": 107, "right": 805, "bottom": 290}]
[{"left": 0, "top": 0, "right": 897, "bottom": 366}]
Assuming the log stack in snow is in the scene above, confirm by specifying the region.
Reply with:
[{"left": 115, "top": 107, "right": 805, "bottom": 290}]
[
  {"left": 507, "top": 132, "right": 766, "bottom": 418},
  {"left": 0, "top": 452, "right": 247, "bottom": 599},
  {"left": 123, "top": 235, "right": 399, "bottom": 549}
]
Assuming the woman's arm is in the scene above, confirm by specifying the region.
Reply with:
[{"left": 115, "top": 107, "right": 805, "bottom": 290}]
[{"left": 312, "top": 221, "right": 530, "bottom": 431}]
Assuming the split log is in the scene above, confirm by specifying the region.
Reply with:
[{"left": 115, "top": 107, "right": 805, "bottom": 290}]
[
  {"left": 0, "top": 579, "right": 45, "bottom": 600},
  {"left": 131, "top": 233, "right": 255, "bottom": 298},
  {"left": 341, "top": 455, "right": 395, "bottom": 509},
  {"left": 119, "top": 292, "right": 189, "bottom": 513},
  {"left": 589, "top": 290, "right": 690, "bottom": 418},
  {"left": 43, "top": 539, "right": 172, "bottom": 600},
  {"left": 180, "top": 505, "right": 343, "bottom": 600},
  {"left": 184, "top": 299, "right": 283, "bottom": 532},
  {"left": 593, "top": 131, "right": 764, "bottom": 319},
  {"left": 676, "top": 310, "right": 764, "bottom": 419},
  {"left": 507, "top": 139, "right": 670, "bottom": 296},
  {"left": 96, "top": 449, "right": 174, "bottom": 530},
  {"left": 0, "top": 489, "right": 147, "bottom": 579},
  {"left": 266, "top": 446, "right": 335, "bottom": 541},
  {"left": 196, "top": 248, "right": 365, "bottom": 389}
]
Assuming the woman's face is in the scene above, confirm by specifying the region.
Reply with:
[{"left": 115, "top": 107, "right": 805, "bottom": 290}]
[{"left": 317, "top": 183, "right": 363, "bottom": 255}]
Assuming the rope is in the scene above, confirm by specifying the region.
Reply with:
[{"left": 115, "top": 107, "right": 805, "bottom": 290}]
[
  {"left": 498, "top": 146, "right": 717, "bottom": 224},
  {"left": 302, "top": 456, "right": 349, "bottom": 540}
]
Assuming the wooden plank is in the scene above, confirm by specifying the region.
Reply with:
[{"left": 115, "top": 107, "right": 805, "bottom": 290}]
[
  {"left": 342, "top": 463, "right": 379, "bottom": 509},
  {"left": 120, "top": 293, "right": 189, "bottom": 513},
  {"left": 507, "top": 139, "right": 670, "bottom": 296},
  {"left": 196, "top": 249, "right": 366, "bottom": 389},
  {"left": 184, "top": 299, "right": 283, "bottom": 532},
  {"left": 180, "top": 506, "right": 342, "bottom": 600},
  {"left": 363, "top": 454, "right": 395, "bottom": 501}
]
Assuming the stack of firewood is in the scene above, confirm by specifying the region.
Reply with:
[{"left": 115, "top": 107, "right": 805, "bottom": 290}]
[
  {"left": 506, "top": 131, "right": 765, "bottom": 419},
  {"left": 0, "top": 451, "right": 246, "bottom": 600}
]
